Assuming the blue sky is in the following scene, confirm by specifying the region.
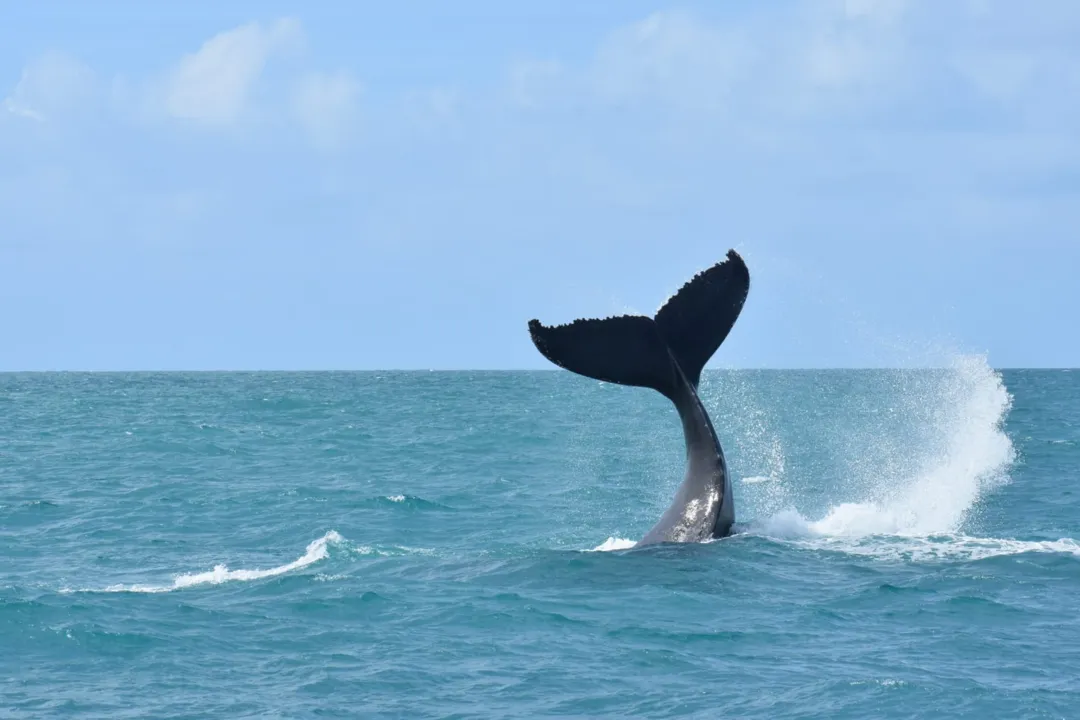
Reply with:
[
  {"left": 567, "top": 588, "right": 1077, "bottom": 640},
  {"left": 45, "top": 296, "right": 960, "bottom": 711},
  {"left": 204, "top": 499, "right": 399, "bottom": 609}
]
[{"left": 2, "top": 0, "right": 1078, "bottom": 370}]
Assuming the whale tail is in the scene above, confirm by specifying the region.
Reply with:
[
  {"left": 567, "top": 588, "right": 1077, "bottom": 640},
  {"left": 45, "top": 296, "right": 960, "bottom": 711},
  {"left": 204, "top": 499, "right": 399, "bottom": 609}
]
[{"left": 527, "top": 249, "right": 749, "bottom": 399}]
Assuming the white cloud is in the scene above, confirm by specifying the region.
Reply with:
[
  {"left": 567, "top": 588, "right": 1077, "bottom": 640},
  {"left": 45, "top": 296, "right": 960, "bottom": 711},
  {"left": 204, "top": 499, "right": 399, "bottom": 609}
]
[
  {"left": 503, "top": 6, "right": 907, "bottom": 117},
  {"left": 487, "top": 0, "right": 1080, "bottom": 230},
  {"left": 798, "top": 8, "right": 908, "bottom": 98},
  {"left": 4, "top": 17, "right": 370, "bottom": 152},
  {"left": 587, "top": 11, "right": 748, "bottom": 113},
  {"left": 290, "top": 70, "right": 362, "bottom": 150},
  {"left": 163, "top": 17, "right": 303, "bottom": 125},
  {"left": 502, "top": 2, "right": 1072, "bottom": 126},
  {"left": 3, "top": 52, "right": 96, "bottom": 122}
]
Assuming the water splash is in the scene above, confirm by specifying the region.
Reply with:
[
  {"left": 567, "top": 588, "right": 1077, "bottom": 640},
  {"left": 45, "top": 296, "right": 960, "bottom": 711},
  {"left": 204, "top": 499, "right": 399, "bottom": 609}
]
[
  {"left": 741, "top": 476, "right": 774, "bottom": 484},
  {"left": 800, "top": 354, "right": 1013, "bottom": 538},
  {"left": 593, "top": 354, "right": 1032, "bottom": 559},
  {"left": 701, "top": 369, "right": 791, "bottom": 519},
  {"left": 740, "top": 355, "right": 1045, "bottom": 561}
]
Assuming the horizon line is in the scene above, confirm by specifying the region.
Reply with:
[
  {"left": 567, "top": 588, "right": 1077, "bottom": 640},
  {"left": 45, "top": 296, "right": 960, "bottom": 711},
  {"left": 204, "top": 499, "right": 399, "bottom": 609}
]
[{"left": 1, "top": 366, "right": 1075, "bottom": 374}]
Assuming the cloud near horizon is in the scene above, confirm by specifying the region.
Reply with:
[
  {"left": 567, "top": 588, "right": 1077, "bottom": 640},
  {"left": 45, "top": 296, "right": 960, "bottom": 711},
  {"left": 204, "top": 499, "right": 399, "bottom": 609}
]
[{"left": 3, "top": 51, "right": 97, "bottom": 122}]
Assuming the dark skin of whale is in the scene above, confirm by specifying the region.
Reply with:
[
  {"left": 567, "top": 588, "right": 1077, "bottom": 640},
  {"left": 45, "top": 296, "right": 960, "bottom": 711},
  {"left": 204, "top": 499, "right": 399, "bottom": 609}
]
[
  {"left": 528, "top": 250, "right": 750, "bottom": 546},
  {"left": 635, "top": 355, "right": 733, "bottom": 545}
]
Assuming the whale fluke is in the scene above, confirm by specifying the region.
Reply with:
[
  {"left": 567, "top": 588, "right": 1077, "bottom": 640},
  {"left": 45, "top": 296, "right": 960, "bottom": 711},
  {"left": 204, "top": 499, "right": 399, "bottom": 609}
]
[
  {"left": 528, "top": 249, "right": 749, "bottom": 396},
  {"left": 654, "top": 249, "right": 749, "bottom": 388},
  {"left": 527, "top": 249, "right": 751, "bottom": 545},
  {"left": 527, "top": 315, "right": 679, "bottom": 400}
]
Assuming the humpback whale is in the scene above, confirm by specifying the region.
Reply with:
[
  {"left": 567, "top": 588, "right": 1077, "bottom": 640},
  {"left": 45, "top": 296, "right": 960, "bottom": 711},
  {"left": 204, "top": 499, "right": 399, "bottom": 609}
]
[{"left": 527, "top": 250, "right": 750, "bottom": 546}]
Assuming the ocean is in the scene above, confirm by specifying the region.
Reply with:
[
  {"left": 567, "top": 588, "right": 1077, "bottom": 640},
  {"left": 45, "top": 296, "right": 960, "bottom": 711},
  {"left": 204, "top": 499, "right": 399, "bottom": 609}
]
[{"left": 2, "top": 361, "right": 1078, "bottom": 718}]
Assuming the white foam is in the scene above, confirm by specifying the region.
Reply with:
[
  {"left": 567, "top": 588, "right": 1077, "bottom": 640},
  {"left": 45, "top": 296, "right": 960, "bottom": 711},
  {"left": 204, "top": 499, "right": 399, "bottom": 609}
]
[
  {"left": 590, "top": 537, "right": 638, "bottom": 552},
  {"left": 741, "top": 475, "right": 773, "bottom": 484},
  {"left": 749, "top": 517, "right": 1080, "bottom": 563},
  {"left": 386, "top": 495, "right": 406, "bottom": 503},
  {"left": 66, "top": 531, "right": 345, "bottom": 594}
]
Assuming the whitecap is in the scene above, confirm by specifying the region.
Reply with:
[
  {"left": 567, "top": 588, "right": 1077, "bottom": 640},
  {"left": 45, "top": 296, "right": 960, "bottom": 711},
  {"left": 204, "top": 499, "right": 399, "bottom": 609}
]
[{"left": 63, "top": 531, "right": 345, "bottom": 594}]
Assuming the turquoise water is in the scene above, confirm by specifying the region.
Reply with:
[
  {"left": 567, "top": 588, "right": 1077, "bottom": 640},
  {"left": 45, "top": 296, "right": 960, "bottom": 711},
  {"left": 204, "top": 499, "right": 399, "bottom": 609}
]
[{"left": 2, "top": 363, "right": 1078, "bottom": 718}]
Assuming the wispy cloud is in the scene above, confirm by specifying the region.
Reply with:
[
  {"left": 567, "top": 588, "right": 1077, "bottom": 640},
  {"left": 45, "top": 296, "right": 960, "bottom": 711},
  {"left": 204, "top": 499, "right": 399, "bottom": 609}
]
[
  {"left": 162, "top": 17, "right": 303, "bottom": 126},
  {"left": 487, "top": 0, "right": 1080, "bottom": 244},
  {"left": 3, "top": 51, "right": 97, "bottom": 122},
  {"left": 504, "top": 2, "right": 1080, "bottom": 137},
  {"left": 2, "top": 16, "right": 367, "bottom": 152},
  {"left": 587, "top": 11, "right": 748, "bottom": 113},
  {"left": 505, "top": 4, "right": 912, "bottom": 119}
]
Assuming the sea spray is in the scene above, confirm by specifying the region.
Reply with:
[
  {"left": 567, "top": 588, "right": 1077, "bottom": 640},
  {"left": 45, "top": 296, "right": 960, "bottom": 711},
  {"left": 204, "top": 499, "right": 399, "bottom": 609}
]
[
  {"left": 602, "top": 354, "right": 1017, "bottom": 553},
  {"left": 804, "top": 354, "right": 1015, "bottom": 538}
]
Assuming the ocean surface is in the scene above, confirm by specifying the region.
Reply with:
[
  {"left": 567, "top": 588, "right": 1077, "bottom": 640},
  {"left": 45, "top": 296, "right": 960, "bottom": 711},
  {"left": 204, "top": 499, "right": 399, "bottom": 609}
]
[{"left": 2, "top": 361, "right": 1078, "bottom": 718}]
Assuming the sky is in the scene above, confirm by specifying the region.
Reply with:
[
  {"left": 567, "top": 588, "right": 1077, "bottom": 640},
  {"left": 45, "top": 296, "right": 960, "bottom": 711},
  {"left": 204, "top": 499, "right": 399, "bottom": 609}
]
[{"left": 2, "top": 0, "right": 1078, "bottom": 371}]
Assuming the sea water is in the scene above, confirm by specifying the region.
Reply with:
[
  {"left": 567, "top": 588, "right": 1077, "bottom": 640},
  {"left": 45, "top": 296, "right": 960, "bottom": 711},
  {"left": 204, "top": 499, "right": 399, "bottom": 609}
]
[{"left": 2, "top": 361, "right": 1078, "bottom": 718}]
